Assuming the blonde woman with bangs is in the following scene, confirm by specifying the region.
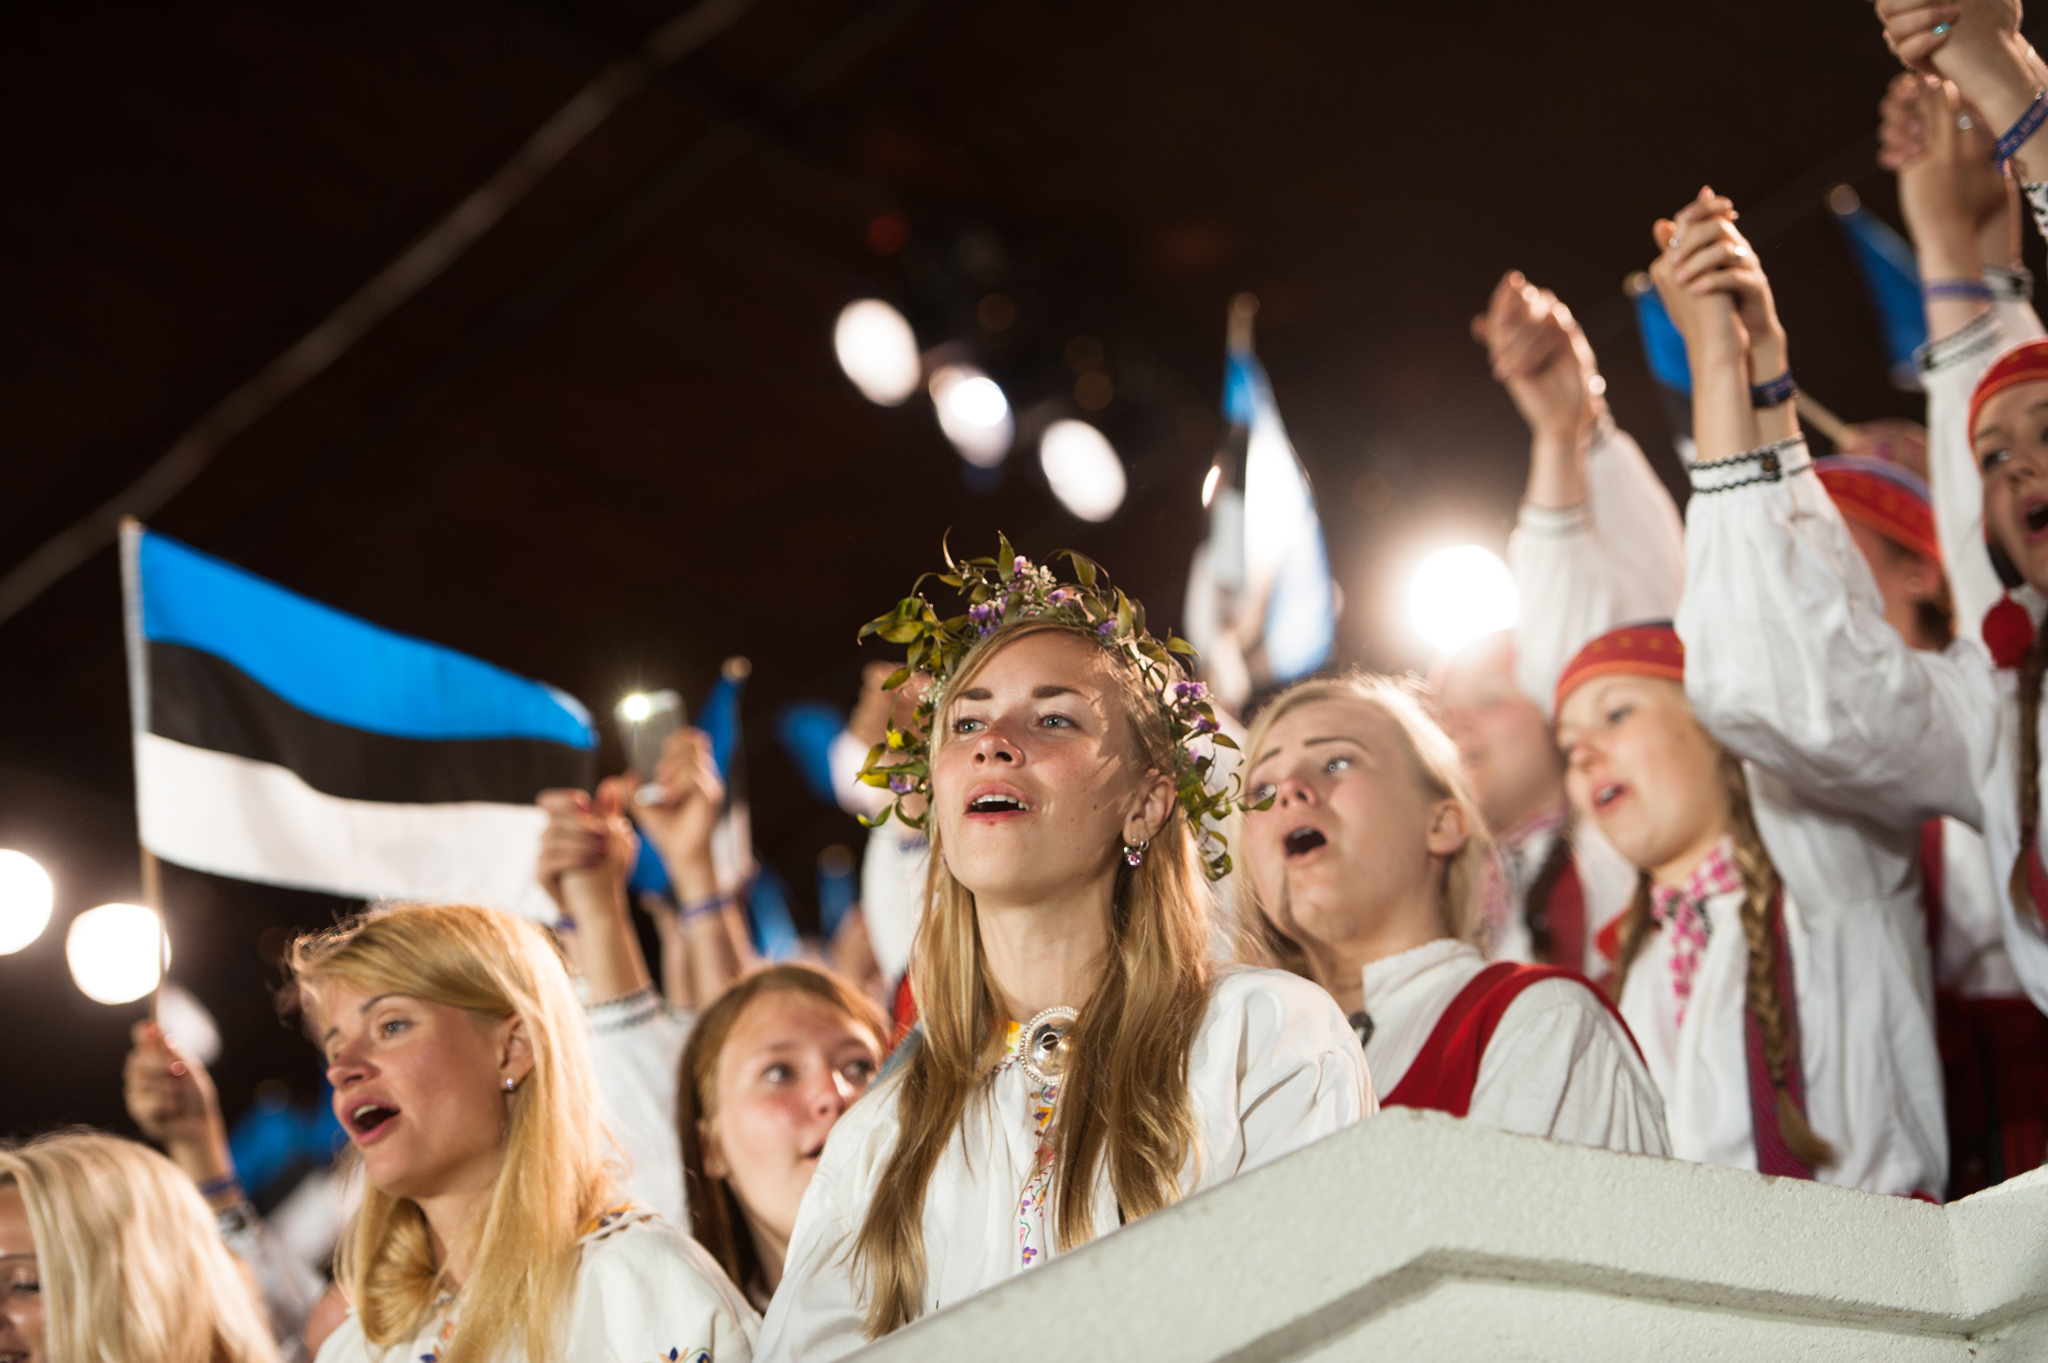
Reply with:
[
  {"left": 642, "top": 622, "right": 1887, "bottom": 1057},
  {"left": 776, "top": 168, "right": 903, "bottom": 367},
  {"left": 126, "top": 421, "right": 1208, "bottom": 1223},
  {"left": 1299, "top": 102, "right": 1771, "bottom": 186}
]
[
  {"left": 758, "top": 548, "right": 1366, "bottom": 1360},
  {"left": 0, "top": 1129, "right": 281, "bottom": 1363},
  {"left": 1234, "top": 674, "right": 1668, "bottom": 1154},
  {"left": 287, "top": 901, "right": 754, "bottom": 1363}
]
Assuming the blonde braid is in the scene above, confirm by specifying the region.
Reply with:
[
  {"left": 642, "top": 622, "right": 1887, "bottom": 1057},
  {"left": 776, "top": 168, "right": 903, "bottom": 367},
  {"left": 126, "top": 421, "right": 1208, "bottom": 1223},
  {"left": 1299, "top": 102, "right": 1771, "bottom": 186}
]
[
  {"left": 1723, "top": 753, "right": 1836, "bottom": 1170},
  {"left": 2008, "top": 621, "right": 2048, "bottom": 916}
]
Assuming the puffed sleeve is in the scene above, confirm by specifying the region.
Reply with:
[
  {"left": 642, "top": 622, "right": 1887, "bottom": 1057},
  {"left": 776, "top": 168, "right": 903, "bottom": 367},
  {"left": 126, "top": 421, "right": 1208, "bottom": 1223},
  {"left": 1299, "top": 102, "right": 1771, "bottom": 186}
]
[
  {"left": 1464, "top": 978, "right": 1670, "bottom": 1154},
  {"left": 1675, "top": 436, "right": 1993, "bottom": 837},
  {"left": 754, "top": 1080, "right": 901, "bottom": 1363},
  {"left": 1921, "top": 301, "right": 2034, "bottom": 640},
  {"left": 587, "top": 987, "right": 693, "bottom": 1230},
  {"left": 570, "top": 1215, "right": 758, "bottom": 1361},
  {"left": 1191, "top": 967, "right": 1372, "bottom": 1179},
  {"left": 1509, "top": 422, "right": 1686, "bottom": 718}
]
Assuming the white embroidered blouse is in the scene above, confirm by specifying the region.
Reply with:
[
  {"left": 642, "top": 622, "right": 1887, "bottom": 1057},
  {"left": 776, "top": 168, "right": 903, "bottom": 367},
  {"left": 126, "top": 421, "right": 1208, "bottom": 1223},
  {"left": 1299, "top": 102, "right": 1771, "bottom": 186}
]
[
  {"left": 755, "top": 967, "right": 1368, "bottom": 1362},
  {"left": 313, "top": 1208, "right": 756, "bottom": 1363}
]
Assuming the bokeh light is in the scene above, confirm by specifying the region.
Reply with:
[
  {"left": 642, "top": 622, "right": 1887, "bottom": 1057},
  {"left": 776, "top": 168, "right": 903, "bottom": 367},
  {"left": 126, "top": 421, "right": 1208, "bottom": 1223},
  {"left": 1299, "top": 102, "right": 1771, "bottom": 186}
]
[
  {"left": 832, "top": 300, "right": 921, "bottom": 406},
  {"left": 929, "top": 364, "right": 1014, "bottom": 467},
  {"left": 0, "top": 849, "right": 53, "bottom": 955},
  {"left": 619, "top": 692, "right": 652, "bottom": 722},
  {"left": 1039, "top": 420, "right": 1128, "bottom": 522},
  {"left": 1408, "top": 545, "right": 1519, "bottom": 655},
  {"left": 66, "top": 902, "right": 167, "bottom": 1005}
]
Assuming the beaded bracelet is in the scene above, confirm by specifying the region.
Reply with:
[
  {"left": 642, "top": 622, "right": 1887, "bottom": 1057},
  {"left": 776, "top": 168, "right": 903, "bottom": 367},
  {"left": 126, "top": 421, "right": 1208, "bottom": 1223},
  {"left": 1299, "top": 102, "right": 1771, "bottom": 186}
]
[
  {"left": 1922, "top": 277, "right": 1996, "bottom": 302},
  {"left": 1749, "top": 370, "right": 1796, "bottom": 409},
  {"left": 1995, "top": 90, "right": 2048, "bottom": 172},
  {"left": 677, "top": 892, "right": 733, "bottom": 924}
]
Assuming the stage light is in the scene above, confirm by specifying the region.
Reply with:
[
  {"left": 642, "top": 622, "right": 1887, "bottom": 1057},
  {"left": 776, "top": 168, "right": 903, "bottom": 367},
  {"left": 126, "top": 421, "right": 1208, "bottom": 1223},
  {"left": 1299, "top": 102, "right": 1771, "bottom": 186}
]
[
  {"left": 929, "top": 364, "right": 1013, "bottom": 467},
  {"left": 619, "top": 692, "right": 653, "bottom": 723},
  {"left": 1039, "top": 420, "right": 1127, "bottom": 522},
  {"left": 1408, "top": 545, "right": 1519, "bottom": 655},
  {"left": 67, "top": 902, "right": 167, "bottom": 1005},
  {"left": 0, "top": 850, "right": 53, "bottom": 954},
  {"left": 833, "top": 300, "right": 921, "bottom": 406}
]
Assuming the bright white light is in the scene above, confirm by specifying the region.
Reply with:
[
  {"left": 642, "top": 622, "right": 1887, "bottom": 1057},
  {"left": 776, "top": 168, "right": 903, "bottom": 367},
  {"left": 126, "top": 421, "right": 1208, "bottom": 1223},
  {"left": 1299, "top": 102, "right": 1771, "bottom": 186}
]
[
  {"left": 929, "top": 364, "right": 1014, "bottom": 467},
  {"left": 620, "top": 693, "right": 652, "bottom": 723},
  {"left": 66, "top": 902, "right": 167, "bottom": 1005},
  {"left": 833, "top": 300, "right": 921, "bottom": 406},
  {"left": 0, "top": 850, "right": 53, "bottom": 954},
  {"left": 1039, "top": 420, "right": 1127, "bottom": 522},
  {"left": 1408, "top": 546, "right": 1519, "bottom": 655},
  {"left": 1201, "top": 463, "right": 1222, "bottom": 509}
]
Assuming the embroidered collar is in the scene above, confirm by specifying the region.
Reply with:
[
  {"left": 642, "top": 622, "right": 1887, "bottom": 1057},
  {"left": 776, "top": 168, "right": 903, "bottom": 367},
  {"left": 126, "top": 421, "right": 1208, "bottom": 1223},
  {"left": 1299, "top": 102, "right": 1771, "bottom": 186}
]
[{"left": 1650, "top": 836, "right": 1742, "bottom": 925}]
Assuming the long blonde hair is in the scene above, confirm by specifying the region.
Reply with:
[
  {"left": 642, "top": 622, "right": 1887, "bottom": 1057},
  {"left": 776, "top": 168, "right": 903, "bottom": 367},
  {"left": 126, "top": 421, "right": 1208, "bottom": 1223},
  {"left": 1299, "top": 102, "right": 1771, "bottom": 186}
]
[
  {"left": 1611, "top": 751, "right": 1836, "bottom": 1169},
  {"left": 851, "top": 618, "right": 1213, "bottom": 1338},
  {"left": 1231, "top": 673, "right": 1494, "bottom": 974},
  {"left": 285, "top": 902, "right": 615, "bottom": 1363},
  {"left": 0, "top": 1129, "right": 281, "bottom": 1363},
  {"left": 678, "top": 963, "right": 890, "bottom": 1299}
]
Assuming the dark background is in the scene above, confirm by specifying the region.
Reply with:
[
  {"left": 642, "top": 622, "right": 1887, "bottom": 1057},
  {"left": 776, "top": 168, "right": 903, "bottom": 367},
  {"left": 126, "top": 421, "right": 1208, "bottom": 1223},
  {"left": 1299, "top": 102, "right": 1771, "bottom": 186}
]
[{"left": 0, "top": 1, "right": 2007, "bottom": 1138}]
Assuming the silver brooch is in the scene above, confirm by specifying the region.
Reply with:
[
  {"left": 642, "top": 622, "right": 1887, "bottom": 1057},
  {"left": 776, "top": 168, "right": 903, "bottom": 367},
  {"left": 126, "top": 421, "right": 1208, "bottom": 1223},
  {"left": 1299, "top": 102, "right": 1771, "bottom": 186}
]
[{"left": 1016, "top": 1005, "right": 1079, "bottom": 1086}]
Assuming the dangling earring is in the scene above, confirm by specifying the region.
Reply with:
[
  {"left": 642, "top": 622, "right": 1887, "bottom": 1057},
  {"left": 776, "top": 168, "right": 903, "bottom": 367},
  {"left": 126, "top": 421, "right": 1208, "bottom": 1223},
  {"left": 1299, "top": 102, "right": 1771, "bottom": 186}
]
[{"left": 1122, "top": 837, "right": 1149, "bottom": 867}]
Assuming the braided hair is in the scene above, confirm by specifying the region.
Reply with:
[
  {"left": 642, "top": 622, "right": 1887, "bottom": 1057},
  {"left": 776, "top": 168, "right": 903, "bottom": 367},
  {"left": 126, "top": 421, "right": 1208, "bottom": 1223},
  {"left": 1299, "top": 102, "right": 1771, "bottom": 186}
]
[{"left": 1610, "top": 753, "right": 1834, "bottom": 1169}]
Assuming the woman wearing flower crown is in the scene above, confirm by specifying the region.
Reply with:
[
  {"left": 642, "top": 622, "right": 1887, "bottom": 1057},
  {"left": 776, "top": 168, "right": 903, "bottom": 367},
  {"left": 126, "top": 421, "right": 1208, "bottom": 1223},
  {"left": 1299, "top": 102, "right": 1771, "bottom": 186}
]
[
  {"left": 756, "top": 544, "right": 1367, "bottom": 1358},
  {"left": 1232, "top": 673, "right": 1669, "bottom": 1153}
]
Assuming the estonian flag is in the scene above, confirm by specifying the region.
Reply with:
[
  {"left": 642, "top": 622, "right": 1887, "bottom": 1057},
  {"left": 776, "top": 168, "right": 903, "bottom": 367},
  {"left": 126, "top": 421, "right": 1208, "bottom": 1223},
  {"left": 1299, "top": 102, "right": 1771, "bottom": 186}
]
[{"left": 120, "top": 522, "right": 595, "bottom": 920}]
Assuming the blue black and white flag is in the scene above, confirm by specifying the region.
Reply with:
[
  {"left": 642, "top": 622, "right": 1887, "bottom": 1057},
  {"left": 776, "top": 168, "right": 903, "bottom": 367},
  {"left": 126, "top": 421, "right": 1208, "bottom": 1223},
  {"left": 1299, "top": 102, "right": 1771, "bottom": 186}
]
[
  {"left": 1831, "top": 194, "right": 1927, "bottom": 391},
  {"left": 120, "top": 522, "right": 595, "bottom": 920}
]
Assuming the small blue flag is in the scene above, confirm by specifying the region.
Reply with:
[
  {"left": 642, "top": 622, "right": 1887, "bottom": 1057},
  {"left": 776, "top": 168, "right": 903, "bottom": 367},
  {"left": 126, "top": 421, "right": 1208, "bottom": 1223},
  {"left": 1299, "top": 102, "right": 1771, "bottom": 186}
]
[{"left": 1832, "top": 201, "right": 1927, "bottom": 390}]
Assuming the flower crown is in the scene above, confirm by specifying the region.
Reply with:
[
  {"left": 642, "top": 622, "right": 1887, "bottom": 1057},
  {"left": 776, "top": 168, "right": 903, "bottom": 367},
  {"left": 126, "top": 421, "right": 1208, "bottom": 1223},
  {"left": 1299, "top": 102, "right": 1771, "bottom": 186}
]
[{"left": 855, "top": 535, "right": 1247, "bottom": 879}]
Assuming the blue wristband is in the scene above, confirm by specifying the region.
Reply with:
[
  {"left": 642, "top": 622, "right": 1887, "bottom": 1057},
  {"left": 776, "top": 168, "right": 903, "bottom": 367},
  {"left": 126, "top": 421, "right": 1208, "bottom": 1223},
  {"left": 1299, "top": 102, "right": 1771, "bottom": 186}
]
[
  {"left": 196, "top": 1173, "right": 243, "bottom": 1201},
  {"left": 1749, "top": 370, "right": 1796, "bottom": 408},
  {"left": 1994, "top": 90, "right": 2048, "bottom": 172},
  {"left": 677, "top": 892, "right": 732, "bottom": 923},
  {"left": 1922, "top": 278, "right": 1995, "bottom": 302}
]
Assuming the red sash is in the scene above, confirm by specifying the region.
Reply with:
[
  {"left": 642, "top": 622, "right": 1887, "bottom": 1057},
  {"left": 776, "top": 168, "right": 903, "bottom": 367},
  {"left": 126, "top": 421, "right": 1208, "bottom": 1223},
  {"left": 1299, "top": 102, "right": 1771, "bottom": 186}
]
[
  {"left": 1532, "top": 856, "right": 1587, "bottom": 973},
  {"left": 1382, "top": 961, "right": 1641, "bottom": 1117},
  {"left": 1920, "top": 818, "right": 1945, "bottom": 955}
]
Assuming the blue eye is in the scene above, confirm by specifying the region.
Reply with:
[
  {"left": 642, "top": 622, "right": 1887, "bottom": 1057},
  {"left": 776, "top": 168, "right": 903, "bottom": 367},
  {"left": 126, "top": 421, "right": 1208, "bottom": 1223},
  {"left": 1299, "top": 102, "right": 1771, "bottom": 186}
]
[
  {"left": 1324, "top": 756, "right": 1352, "bottom": 775},
  {"left": 951, "top": 716, "right": 984, "bottom": 735},
  {"left": 1984, "top": 447, "right": 2013, "bottom": 473},
  {"left": 380, "top": 1019, "right": 409, "bottom": 1039},
  {"left": 1247, "top": 782, "right": 1276, "bottom": 804},
  {"left": 1040, "top": 713, "right": 1073, "bottom": 729}
]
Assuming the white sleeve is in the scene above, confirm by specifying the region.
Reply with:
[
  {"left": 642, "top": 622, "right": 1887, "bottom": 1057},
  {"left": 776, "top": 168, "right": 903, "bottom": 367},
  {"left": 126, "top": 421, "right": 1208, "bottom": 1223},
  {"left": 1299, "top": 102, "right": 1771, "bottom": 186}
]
[
  {"left": 1465, "top": 979, "right": 1670, "bottom": 1155},
  {"left": 219, "top": 1203, "right": 326, "bottom": 1363},
  {"left": 1923, "top": 307, "right": 2022, "bottom": 639},
  {"left": 587, "top": 988, "right": 693, "bottom": 1230},
  {"left": 1196, "top": 969, "right": 1372, "bottom": 1180},
  {"left": 1676, "top": 437, "right": 1992, "bottom": 835},
  {"left": 571, "top": 1218, "right": 758, "bottom": 1361},
  {"left": 1509, "top": 423, "right": 1686, "bottom": 719}
]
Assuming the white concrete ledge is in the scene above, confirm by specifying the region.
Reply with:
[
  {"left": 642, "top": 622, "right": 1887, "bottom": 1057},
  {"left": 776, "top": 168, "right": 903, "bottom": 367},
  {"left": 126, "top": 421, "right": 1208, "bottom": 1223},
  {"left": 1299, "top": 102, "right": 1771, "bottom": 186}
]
[{"left": 855, "top": 1108, "right": 2048, "bottom": 1362}]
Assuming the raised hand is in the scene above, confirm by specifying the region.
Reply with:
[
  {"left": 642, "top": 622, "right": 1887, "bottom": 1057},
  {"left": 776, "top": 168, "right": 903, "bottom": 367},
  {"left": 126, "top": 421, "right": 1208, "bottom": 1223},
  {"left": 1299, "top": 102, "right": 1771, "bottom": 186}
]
[
  {"left": 1649, "top": 189, "right": 1775, "bottom": 464},
  {"left": 1471, "top": 271, "right": 1604, "bottom": 449},
  {"left": 536, "top": 782, "right": 638, "bottom": 920},
  {"left": 629, "top": 729, "right": 724, "bottom": 903},
  {"left": 1874, "top": 0, "right": 2048, "bottom": 176},
  {"left": 123, "top": 1020, "right": 234, "bottom": 1190}
]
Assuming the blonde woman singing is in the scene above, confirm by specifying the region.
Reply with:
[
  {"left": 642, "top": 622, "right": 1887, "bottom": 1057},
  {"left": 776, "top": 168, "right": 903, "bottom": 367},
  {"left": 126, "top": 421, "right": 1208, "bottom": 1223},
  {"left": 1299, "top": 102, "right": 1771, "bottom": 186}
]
[
  {"left": 759, "top": 545, "right": 1367, "bottom": 1360},
  {"left": 287, "top": 901, "right": 755, "bottom": 1363}
]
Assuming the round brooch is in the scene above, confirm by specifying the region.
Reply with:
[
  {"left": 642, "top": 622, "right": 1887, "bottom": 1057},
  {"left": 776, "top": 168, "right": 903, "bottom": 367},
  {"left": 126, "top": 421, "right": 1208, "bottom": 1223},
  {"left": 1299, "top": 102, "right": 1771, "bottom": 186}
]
[{"left": 1015, "top": 1005, "right": 1079, "bottom": 1086}]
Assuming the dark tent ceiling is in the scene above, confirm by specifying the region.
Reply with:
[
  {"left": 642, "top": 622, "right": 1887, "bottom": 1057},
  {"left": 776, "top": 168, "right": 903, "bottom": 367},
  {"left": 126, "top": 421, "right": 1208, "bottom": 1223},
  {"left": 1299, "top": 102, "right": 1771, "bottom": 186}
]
[{"left": 0, "top": 0, "right": 1981, "bottom": 1132}]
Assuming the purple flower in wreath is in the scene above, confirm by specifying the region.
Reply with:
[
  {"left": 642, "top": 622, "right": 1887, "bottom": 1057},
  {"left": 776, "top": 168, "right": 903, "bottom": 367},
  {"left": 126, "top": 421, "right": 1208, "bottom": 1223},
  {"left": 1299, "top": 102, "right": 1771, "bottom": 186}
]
[
  {"left": 1014, "top": 556, "right": 1030, "bottom": 573},
  {"left": 888, "top": 774, "right": 915, "bottom": 794},
  {"left": 1048, "top": 588, "right": 1073, "bottom": 605},
  {"left": 1190, "top": 714, "right": 1218, "bottom": 736},
  {"left": 1096, "top": 619, "right": 1116, "bottom": 638},
  {"left": 1174, "top": 681, "right": 1206, "bottom": 704}
]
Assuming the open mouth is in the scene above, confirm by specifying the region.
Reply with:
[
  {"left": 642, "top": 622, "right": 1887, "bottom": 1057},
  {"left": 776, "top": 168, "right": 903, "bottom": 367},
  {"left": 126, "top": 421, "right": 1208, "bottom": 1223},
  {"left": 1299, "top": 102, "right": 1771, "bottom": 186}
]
[
  {"left": 967, "top": 792, "right": 1030, "bottom": 814},
  {"left": 350, "top": 1102, "right": 400, "bottom": 1137},
  {"left": 2028, "top": 499, "right": 2048, "bottom": 538},
  {"left": 1594, "top": 782, "right": 1628, "bottom": 812},
  {"left": 1282, "top": 826, "right": 1327, "bottom": 858}
]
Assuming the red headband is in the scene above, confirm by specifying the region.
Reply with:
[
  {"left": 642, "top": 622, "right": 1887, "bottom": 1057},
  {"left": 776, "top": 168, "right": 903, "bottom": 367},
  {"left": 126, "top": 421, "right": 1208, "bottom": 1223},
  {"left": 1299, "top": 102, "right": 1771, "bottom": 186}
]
[
  {"left": 1969, "top": 338, "right": 2048, "bottom": 446},
  {"left": 1555, "top": 623, "right": 1685, "bottom": 715},
  {"left": 1813, "top": 455, "right": 1942, "bottom": 565}
]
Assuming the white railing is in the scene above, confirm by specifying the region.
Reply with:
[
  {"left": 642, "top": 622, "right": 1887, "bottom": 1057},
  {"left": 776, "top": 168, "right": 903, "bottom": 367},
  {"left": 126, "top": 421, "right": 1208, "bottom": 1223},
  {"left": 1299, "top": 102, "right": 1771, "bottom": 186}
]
[{"left": 857, "top": 1107, "right": 2048, "bottom": 1361}]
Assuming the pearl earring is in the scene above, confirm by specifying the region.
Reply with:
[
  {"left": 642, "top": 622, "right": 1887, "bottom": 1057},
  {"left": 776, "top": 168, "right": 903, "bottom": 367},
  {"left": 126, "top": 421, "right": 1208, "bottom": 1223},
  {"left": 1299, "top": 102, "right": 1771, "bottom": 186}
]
[{"left": 503, "top": 1077, "right": 516, "bottom": 1092}]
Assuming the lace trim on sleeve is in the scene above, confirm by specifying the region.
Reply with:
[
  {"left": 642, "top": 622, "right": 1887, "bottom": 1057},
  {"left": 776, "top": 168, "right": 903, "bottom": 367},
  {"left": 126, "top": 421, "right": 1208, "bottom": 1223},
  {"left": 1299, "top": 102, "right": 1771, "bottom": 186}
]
[
  {"left": 587, "top": 985, "right": 666, "bottom": 1034},
  {"left": 1988, "top": 263, "right": 2034, "bottom": 303},
  {"left": 1915, "top": 307, "right": 2002, "bottom": 376},
  {"left": 1688, "top": 436, "right": 1811, "bottom": 494},
  {"left": 1515, "top": 501, "right": 1592, "bottom": 537}
]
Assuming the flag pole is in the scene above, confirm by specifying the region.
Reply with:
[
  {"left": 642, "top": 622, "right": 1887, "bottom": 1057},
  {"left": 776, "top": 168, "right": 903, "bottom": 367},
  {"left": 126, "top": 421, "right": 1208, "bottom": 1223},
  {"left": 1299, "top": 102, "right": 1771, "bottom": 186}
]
[
  {"left": 1794, "top": 390, "right": 1849, "bottom": 444},
  {"left": 142, "top": 845, "right": 165, "bottom": 1024}
]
